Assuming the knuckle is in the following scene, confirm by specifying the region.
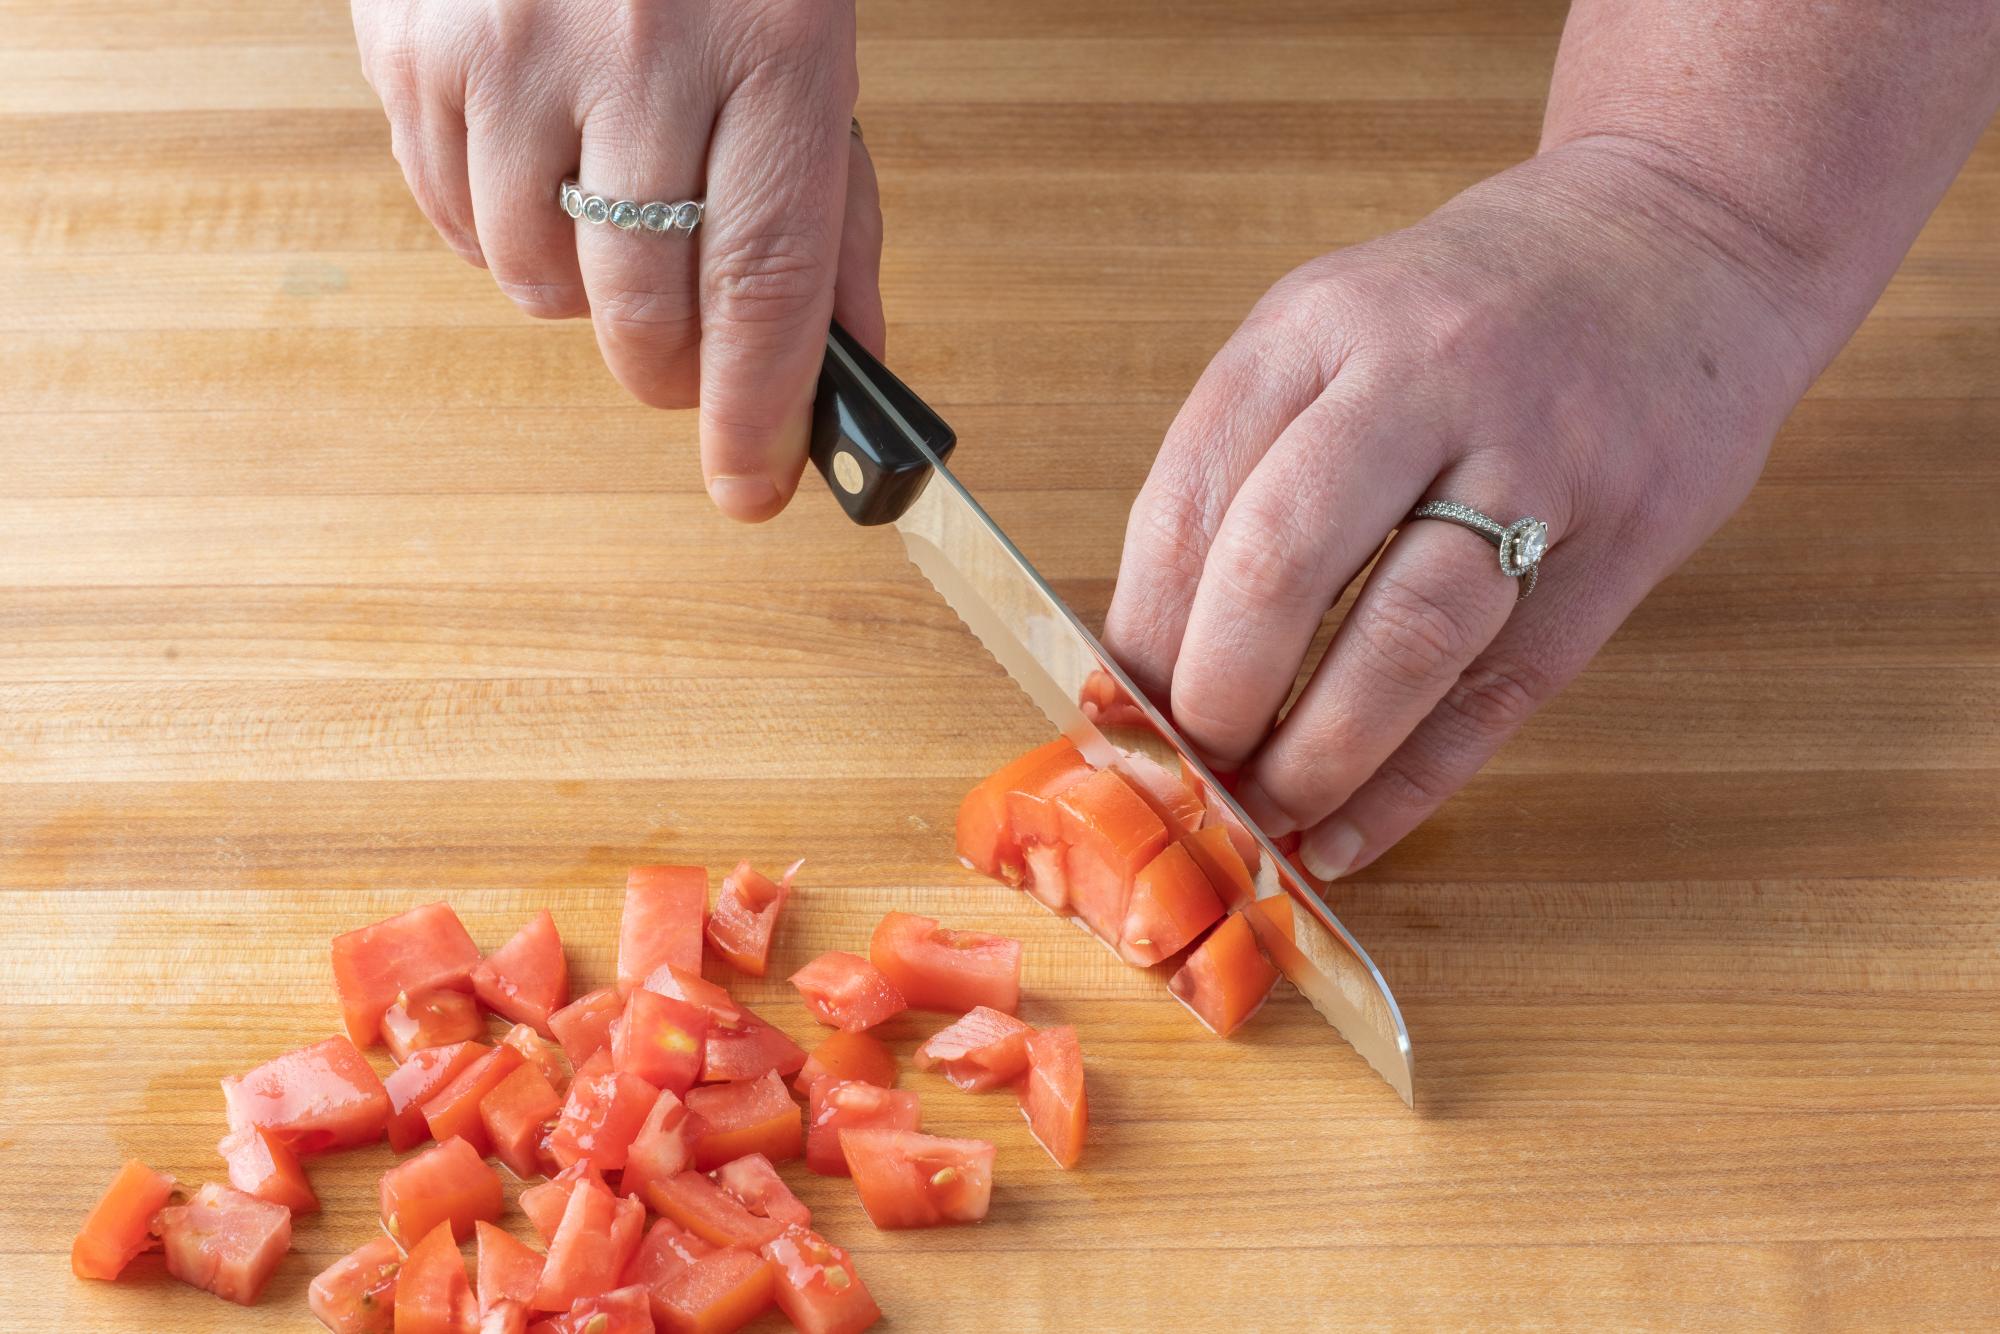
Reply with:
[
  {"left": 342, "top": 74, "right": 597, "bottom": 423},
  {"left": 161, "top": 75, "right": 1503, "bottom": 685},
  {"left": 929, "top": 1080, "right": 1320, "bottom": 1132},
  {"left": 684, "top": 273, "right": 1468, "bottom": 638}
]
[
  {"left": 1208, "top": 499, "right": 1325, "bottom": 614},
  {"left": 1441, "top": 655, "right": 1554, "bottom": 737},
  {"left": 594, "top": 285, "right": 701, "bottom": 346},
  {"left": 704, "top": 234, "right": 827, "bottom": 333},
  {"left": 1353, "top": 574, "right": 1482, "bottom": 695},
  {"left": 1367, "top": 755, "right": 1452, "bottom": 818}
]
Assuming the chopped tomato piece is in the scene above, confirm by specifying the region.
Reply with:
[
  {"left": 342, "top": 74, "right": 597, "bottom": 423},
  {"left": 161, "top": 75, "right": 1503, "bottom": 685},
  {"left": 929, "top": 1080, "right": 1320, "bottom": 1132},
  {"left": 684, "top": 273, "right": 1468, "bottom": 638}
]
[
  {"left": 793, "top": 1030, "right": 896, "bottom": 1097},
  {"left": 640, "top": 964, "right": 747, "bottom": 1025},
  {"left": 760, "top": 1226, "right": 880, "bottom": 1334},
  {"left": 652, "top": 1248, "right": 776, "bottom": 1334},
  {"left": 480, "top": 1062, "right": 564, "bottom": 1180},
  {"left": 789, "top": 952, "right": 908, "bottom": 1033},
  {"left": 380, "top": 1135, "right": 504, "bottom": 1247},
  {"left": 1180, "top": 824, "right": 1256, "bottom": 910},
  {"left": 501, "top": 1022, "right": 569, "bottom": 1095},
  {"left": 476, "top": 1221, "right": 545, "bottom": 1312},
  {"left": 309, "top": 1234, "right": 401, "bottom": 1333},
  {"left": 1111, "top": 752, "right": 1204, "bottom": 838},
  {"left": 158, "top": 1182, "right": 292, "bottom": 1306},
  {"left": 548, "top": 986, "right": 623, "bottom": 1069},
  {"left": 1117, "top": 840, "right": 1226, "bottom": 967},
  {"left": 806, "top": 1079, "right": 922, "bottom": 1177},
  {"left": 1016, "top": 838, "right": 1072, "bottom": 913},
  {"left": 648, "top": 1171, "right": 785, "bottom": 1250},
  {"left": 385, "top": 1040, "right": 487, "bottom": 1153},
  {"left": 839, "top": 1129, "right": 995, "bottom": 1229},
  {"left": 396, "top": 1220, "right": 476, "bottom": 1334},
  {"left": 1055, "top": 767, "right": 1171, "bottom": 942},
  {"left": 518, "top": 1162, "right": 606, "bottom": 1245},
  {"left": 546, "top": 1065, "right": 661, "bottom": 1174},
  {"left": 684, "top": 1071, "right": 802, "bottom": 1170},
  {"left": 219, "top": 1124, "right": 318, "bottom": 1214},
  {"left": 222, "top": 1035, "right": 391, "bottom": 1156},
  {"left": 1018, "top": 1025, "right": 1087, "bottom": 1168},
  {"left": 956, "top": 737, "right": 1091, "bottom": 884},
  {"left": 382, "top": 986, "right": 486, "bottom": 1063},
  {"left": 423, "top": 1042, "right": 526, "bottom": 1158},
  {"left": 71, "top": 1158, "right": 175, "bottom": 1281},
  {"left": 618, "top": 866, "right": 707, "bottom": 992},
  {"left": 702, "top": 1007, "right": 807, "bottom": 1084},
  {"left": 620, "top": 1091, "right": 707, "bottom": 1212},
  {"left": 912, "top": 1006, "right": 1032, "bottom": 1092},
  {"left": 1241, "top": 890, "right": 1297, "bottom": 945},
  {"left": 868, "top": 912, "right": 1022, "bottom": 1015},
  {"left": 619, "top": 1217, "right": 713, "bottom": 1316},
  {"left": 536, "top": 1284, "right": 653, "bottom": 1334},
  {"left": 482, "top": 1300, "right": 530, "bottom": 1334},
  {"left": 705, "top": 860, "right": 794, "bottom": 977},
  {"left": 532, "top": 1175, "right": 645, "bottom": 1312},
  {"left": 712, "top": 1153, "right": 811, "bottom": 1229},
  {"left": 1168, "top": 911, "right": 1280, "bottom": 1036},
  {"left": 613, "top": 987, "right": 709, "bottom": 1095},
  {"left": 472, "top": 909, "right": 570, "bottom": 1038},
  {"left": 331, "top": 900, "right": 482, "bottom": 1048}
]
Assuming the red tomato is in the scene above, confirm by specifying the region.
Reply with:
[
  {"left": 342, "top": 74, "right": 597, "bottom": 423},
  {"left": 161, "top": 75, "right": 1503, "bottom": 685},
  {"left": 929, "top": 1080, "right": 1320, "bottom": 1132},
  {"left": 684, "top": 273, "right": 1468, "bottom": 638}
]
[
  {"left": 648, "top": 1171, "right": 785, "bottom": 1250},
  {"left": 218, "top": 1123, "right": 318, "bottom": 1214},
  {"left": 1180, "top": 824, "right": 1256, "bottom": 910},
  {"left": 956, "top": 737, "right": 1092, "bottom": 884},
  {"left": 868, "top": 912, "right": 1022, "bottom": 1015},
  {"left": 712, "top": 1153, "right": 811, "bottom": 1230},
  {"left": 911, "top": 1006, "right": 1032, "bottom": 1092},
  {"left": 620, "top": 1091, "right": 707, "bottom": 1213},
  {"left": 483, "top": 1301, "right": 530, "bottom": 1334},
  {"left": 308, "top": 1234, "right": 401, "bottom": 1334},
  {"left": 619, "top": 1217, "right": 712, "bottom": 1317},
  {"left": 536, "top": 1284, "right": 653, "bottom": 1334},
  {"left": 1056, "top": 767, "right": 1171, "bottom": 943},
  {"left": 839, "top": 1129, "right": 995, "bottom": 1229},
  {"left": 702, "top": 1009, "right": 807, "bottom": 1084},
  {"left": 705, "top": 860, "right": 794, "bottom": 977},
  {"left": 222, "top": 1035, "right": 391, "bottom": 1157},
  {"left": 157, "top": 1182, "right": 293, "bottom": 1306},
  {"left": 1241, "top": 890, "right": 1296, "bottom": 945},
  {"left": 501, "top": 1022, "right": 569, "bottom": 1095},
  {"left": 330, "top": 900, "right": 482, "bottom": 1048},
  {"left": 618, "top": 865, "right": 707, "bottom": 992},
  {"left": 380, "top": 1134, "right": 504, "bottom": 1247},
  {"left": 1111, "top": 752, "right": 1204, "bottom": 838},
  {"left": 788, "top": 952, "right": 908, "bottom": 1033},
  {"left": 806, "top": 1079, "right": 923, "bottom": 1177},
  {"left": 613, "top": 987, "right": 709, "bottom": 1094},
  {"left": 385, "top": 1040, "right": 487, "bottom": 1153},
  {"left": 472, "top": 909, "right": 570, "bottom": 1038},
  {"left": 396, "top": 1220, "right": 477, "bottom": 1334},
  {"left": 760, "top": 1226, "right": 880, "bottom": 1334},
  {"left": 548, "top": 986, "right": 623, "bottom": 1069},
  {"left": 423, "top": 1042, "right": 526, "bottom": 1158},
  {"left": 476, "top": 1220, "right": 546, "bottom": 1312},
  {"left": 793, "top": 1030, "right": 897, "bottom": 1097},
  {"left": 382, "top": 987, "right": 486, "bottom": 1064},
  {"left": 1168, "top": 911, "right": 1280, "bottom": 1036},
  {"left": 532, "top": 1175, "right": 645, "bottom": 1312},
  {"left": 640, "top": 964, "right": 747, "bottom": 1026},
  {"left": 684, "top": 1071, "right": 802, "bottom": 1170},
  {"left": 480, "top": 1062, "right": 564, "bottom": 1180},
  {"left": 1117, "top": 840, "right": 1226, "bottom": 967},
  {"left": 518, "top": 1162, "right": 606, "bottom": 1245},
  {"left": 652, "top": 1248, "right": 776, "bottom": 1334},
  {"left": 547, "top": 1065, "right": 661, "bottom": 1174},
  {"left": 71, "top": 1157, "right": 174, "bottom": 1281},
  {"left": 1018, "top": 1025, "right": 1087, "bottom": 1169}
]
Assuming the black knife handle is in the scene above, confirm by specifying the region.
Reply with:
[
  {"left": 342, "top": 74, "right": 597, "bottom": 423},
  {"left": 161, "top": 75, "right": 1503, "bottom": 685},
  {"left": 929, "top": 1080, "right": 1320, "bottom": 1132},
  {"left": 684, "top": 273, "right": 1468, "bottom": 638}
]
[{"left": 811, "top": 320, "right": 957, "bottom": 526}]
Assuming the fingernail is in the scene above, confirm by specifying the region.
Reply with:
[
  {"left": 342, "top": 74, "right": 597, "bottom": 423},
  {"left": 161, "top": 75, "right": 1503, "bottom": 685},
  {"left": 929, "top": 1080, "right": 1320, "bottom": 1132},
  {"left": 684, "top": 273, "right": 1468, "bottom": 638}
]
[
  {"left": 707, "top": 473, "right": 782, "bottom": 522},
  {"left": 1301, "top": 821, "right": 1365, "bottom": 881},
  {"left": 1232, "top": 776, "right": 1298, "bottom": 837}
]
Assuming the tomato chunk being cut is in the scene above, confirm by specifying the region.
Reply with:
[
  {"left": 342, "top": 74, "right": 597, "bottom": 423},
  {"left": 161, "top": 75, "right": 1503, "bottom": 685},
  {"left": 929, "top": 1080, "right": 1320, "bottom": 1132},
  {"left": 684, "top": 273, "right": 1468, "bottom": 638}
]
[
  {"left": 1055, "top": 766, "right": 1172, "bottom": 943},
  {"left": 309, "top": 1233, "right": 401, "bottom": 1334},
  {"left": 423, "top": 1042, "right": 525, "bottom": 1158},
  {"left": 1168, "top": 911, "right": 1280, "bottom": 1036},
  {"left": 702, "top": 1007, "right": 807, "bottom": 1084},
  {"left": 480, "top": 1061, "right": 564, "bottom": 1180},
  {"left": 705, "top": 860, "right": 794, "bottom": 977},
  {"left": 685, "top": 1070, "right": 802, "bottom": 1170},
  {"left": 219, "top": 1124, "right": 318, "bottom": 1214},
  {"left": 548, "top": 986, "right": 623, "bottom": 1068},
  {"left": 1018, "top": 1025, "right": 1087, "bottom": 1169},
  {"left": 956, "top": 737, "right": 1092, "bottom": 884},
  {"left": 839, "top": 1129, "right": 995, "bottom": 1229},
  {"left": 649, "top": 1171, "right": 785, "bottom": 1250},
  {"left": 1117, "top": 840, "right": 1227, "bottom": 967},
  {"left": 547, "top": 1065, "right": 661, "bottom": 1173},
  {"left": 1111, "top": 752, "right": 1204, "bottom": 839},
  {"left": 618, "top": 866, "right": 707, "bottom": 992},
  {"left": 868, "top": 912, "right": 1022, "bottom": 1015},
  {"left": 533, "top": 1175, "right": 645, "bottom": 1311},
  {"left": 71, "top": 1158, "right": 175, "bottom": 1281},
  {"left": 620, "top": 1090, "right": 706, "bottom": 1211},
  {"left": 1180, "top": 823, "right": 1256, "bottom": 911},
  {"left": 519, "top": 1162, "right": 607, "bottom": 1244},
  {"left": 381, "top": 986, "right": 486, "bottom": 1063},
  {"left": 473, "top": 909, "right": 570, "bottom": 1038},
  {"left": 789, "top": 952, "right": 907, "bottom": 1033},
  {"left": 396, "top": 1220, "right": 478, "bottom": 1334},
  {"left": 331, "top": 900, "right": 482, "bottom": 1049},
  {"left": 713, "top": 1153, "right": 811, "bottom": 1229},
  {"left": 807, "top": 1079, "right": 923, "bottom": 1177},
  {"left": 613, "top": 986, "right": 709, "bottom": 1095},
  {"left": 793, "top": 1030, "right": 896, "bottom": 1097},
  {"left": 761, "top": 1226, "right": 880, "bottom": 1334},
  {"left": 653, "top": 1248, "right": 776, "bottom": 1334},
  {"left": 385, "top": 1040, "right": 487, "bottom": 1153},
  {"left": 477, "top": 1221, "right": 545, "bottom": 1312},
  {"left": 158, "top": 1182, "right": 293, "bottom": 1306},
  {"left": 912, "top": 1006, "right": 1032, "bottom": 1092},
  {"left": 536, "top": 1284, "right": 653, "bottom": 1334},
  {"left": 222, "top": 1035, "right": 391, "bottom": 1156},
  {"left": 380, "top": 1135, "right": 504, "bottom": 1246},
  {"left": 619, "top": 1217, "right": 712, "bottom": 1316}
]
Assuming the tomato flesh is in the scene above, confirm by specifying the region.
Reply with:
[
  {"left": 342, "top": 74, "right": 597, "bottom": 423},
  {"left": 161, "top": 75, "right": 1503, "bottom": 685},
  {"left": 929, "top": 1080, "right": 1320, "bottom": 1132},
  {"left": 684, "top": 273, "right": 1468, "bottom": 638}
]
[
  {"left": 701, "top": 1008, "right": 807, "bottom": 1084},
  {"left": 839, "top": 1129, "right": 995, "bottom": 1229},
  {"left": 1018, "top": 1025, "right": 1087, "bottom": 1168},
  {"left": 382, "top": 986, "right": 486, "bottom": 1064},
  {"left": 1168, "top": 911, "right": 1280, "bottom": 1036},
  {"left": 620, "top": 1090, "right": 707, "bottom": 1212},
  {"left": 619, "top": 1216, "right": 713, "bottom": 1316},
  {"left": 476, "top": 1220, "right": 546, "bottom": 1312},
  {"left": 537, "top": 1283, "right": 653, "bottom": 1334},
  {"left": 385, "top": 1040, "right": 487, "bottom": 1153},
  {"left": 158, "top": 1181, "right": 293, "bottom": 1306},
  {"left": 547, "top": 1065, "right": 661, "bottom": 1174},
  {"left": 396, "top": 1220, "right": 476, "bottom": 1334},
  {"left": 309, "top": 1233, "right": 401, "bottom": 1333},
  {"left": 330, "top": 900, "right": 482, "bottom": 1048},
  {"left": 806, "top": 1078, "right": 923, "bottom": 1177},
  {"left": 483, "top": 1301, "right": 531, "bottom": 1334},
  {"left": 480, "top": 1061, "right": 565, "bottom": 1180},
  {"left": 684, "top": 1070, "right": 802, "bottom": 1170},
  {"left": 533, "top": 1174, "right": 646, "bottom": 1312},
  {"left": 956, "top": 737, "right": 1092, "bottom": 884},
  {"left": 613, "top": 986, "right": 709, "bottom": 1095},
  {"left": 648, "top": 1171, "right": 785, "bottom": 1250},
  {"left": 639, "top": 964, "right": 746, "bottom": 1027},
  {"left": 760, "top": 1225, "right": 881, "bottom": 1334},
  {"left": 423, "top": 1042, "right": 526, "bottom": 1158},
  {"left": 652, "top": 1248, "right": 776, "bottom": 1334},
  {"left": 705, "top": 860, "right": 793, "bottom": 977},
  {"left": 912, "top": 1006, "right": 1033, "bottom": 1092},
  {"left": 71, "top": 1157, "right": 175, "bottom": 1281},
  {"left": 548, "top": 986, "right": 623, "bottom": 1069},
  {"left": 1180, "top": 823, "right": 1256, "bottom": 911},
  {"left": 1111, "top": 752, "right": 1204, "bottom": 838},
  {"left": 618, "top": 865, "right": 707, "bottom": 993},
  {"left": 219, "top": 1123, "right": 318, "bottom": 1214},
  {"left": 222, "top": 1035, "right": 391, "bottom": 1157},
  {"left": 501, "top": 1022, "right": 568, "bottom": 1095},
  {"left": 472, "top": 909, "right": 570, "bottom": 1038},
  {"left": 380, "top": 1134, "right": 504, "bottom": 1247},
  {"left": 712, "top": 1153, "right": 811, "bottom": 1229},
  {"left": 518, "top": 1162, "right": 607, "bottom": 1245},
  {"left": 793, "top": 1030, "right": 896, "bottom": 1097},
  {"left": 868, "top": 912, "right": 1022, "bottom": 1015},
  {"left": 789, "top": 951, "right": 908, "bottom": 1033},
  {"left": 1055, "top": 767, "right": 1170, "bottom": 943},
  {"left": 1117, "top": 839, "right": 1226, "bottom": 967}
]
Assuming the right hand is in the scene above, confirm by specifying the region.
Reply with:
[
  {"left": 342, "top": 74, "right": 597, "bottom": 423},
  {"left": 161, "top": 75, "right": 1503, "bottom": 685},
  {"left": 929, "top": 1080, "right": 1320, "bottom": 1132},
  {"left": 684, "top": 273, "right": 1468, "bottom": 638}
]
[{"left": 351, "top": 0, "right": 880, "bottom": 521}]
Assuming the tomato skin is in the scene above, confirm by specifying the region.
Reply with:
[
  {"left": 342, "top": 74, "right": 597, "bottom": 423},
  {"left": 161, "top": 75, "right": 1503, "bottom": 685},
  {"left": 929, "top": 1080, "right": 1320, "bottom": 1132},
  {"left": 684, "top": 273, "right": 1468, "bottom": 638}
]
[
  {"left": 472, "top": 909, "right": 570, "bottom": 1039},
  {"left": 1180, "top": 824, "right": 1256, "bottom": 911},
  {"left": 618, "top": 866, "right": 708, "bottom": 993},
  {"left": 788, "top": 952, "right": 908, "bottom": 1033},
  {"left": 382, "top": 987, "right": 487, "bottom": 1064},
  {"left": 423, "top": 1043, "right": 526, "bottom": 1158},
  {"left": 71, "top": 1158, "right": 175, "bottom": 1281},
  {"left": 793, "top": 1030, "right": 896, "bottom": 1097},
  {"left": 704, "top": 860, "right": 793, "bottom": 977},
  {"left": 701, "top": 1009, "right": 807, "bottom": 1084},
  {"left": 1018, "top": 1026, "right": 1087, "bottom": 1169},
  {"left": 546, "top": 1066, "right": 661, "bottom": 1174},
  {"left": 684, "top": 1070, "right": 803, "bottom": 1170},
  {"left": 380, "top": 1135, "right": 504, "bottom": 1247},
  {"left": 223, "top": 1035, "right": 392, "bottom": 1157},
  {"left": 330, "top": 901, "right": 483, "bottom": 1049},
  {"left": 395, "top": 1220, "right": 474, "bottom": 1334},
  {"left": 532, "top": 1175, "right": 645, "bottom": 1312},
  {"left": 620, "top": 1090, "right": 707, "bottom": 1212},
  {"left": 475, "top": 1221, "right": 545, "bottom": 1313},
  {"left": 518, "top": 1162, "right": 606, "bottom": 1245},
  {"left": 712, "top": 1153, "right": 811, "bottom": 1230},
  {"left": 309, "top": 1234, "right": 402, "bottom": 1334},
  {"left": 868, "top": 912, "right": 1022, "bottom": 1015},
  {"left": 157, "top": 1181, "right": 293, "bottom": 1306},
  {"left": 1168, "top": 911, "right": 1280, "bottom": 1036},
  {"left": 479, "top": 1062, "right": 565, "bottom": 1180},
  {"left": 619, "top": 1217, "right": 713, "bottom": 1316},
  {"left": 653, "top": 1248, "right": 776, "bottom": 1334},
  {"left": 956, "top": 737, "right": 1091, "bottom": 884},
  {"left": 613, "top": 987, "right": 709, "bottom": 1095},
  {"left": 219, "top": 1123, "right": 319, "bottom": 1214},
  {"left": 760, "top": 1225, "right": 881, "bottom": 1334},
  {"left": 912, "top": 1006, "right": 1033, "bottom": 1092},
  {"left": 547, "top": 986, "right": 623, "bottom": 1069},
  {"left": 806, "top": 1078, "right": 923, "bottom": 1177},
  {"left": 1117, "top": 840, "right": 1227, "bottom": 968},
  {"left": 839, "top": 1129, "right": 995, "bottom": 1229},
  {"left": 648, "top": 1171, "right": 786, "bottom": 1250},
  {"left": 385, "top": 1041, "right": 487, "bottom": 1153}
]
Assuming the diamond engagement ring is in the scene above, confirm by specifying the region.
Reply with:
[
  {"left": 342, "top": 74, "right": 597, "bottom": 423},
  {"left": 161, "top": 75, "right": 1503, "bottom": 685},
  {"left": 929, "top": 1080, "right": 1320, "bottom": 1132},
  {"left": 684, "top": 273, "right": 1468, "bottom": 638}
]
[
  {"left": 1408, "top": 501, "right": 1550, "bottom": 599},
  {"left": 558, "top": 180, "right": 703, "bottom": 234}
]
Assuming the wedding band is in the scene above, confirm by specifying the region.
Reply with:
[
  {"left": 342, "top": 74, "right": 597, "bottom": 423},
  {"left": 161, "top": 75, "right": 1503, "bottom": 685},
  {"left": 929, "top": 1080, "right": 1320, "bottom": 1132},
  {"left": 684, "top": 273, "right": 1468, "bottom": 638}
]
[
  {"left": 1408, "top": 501, "right": 1550, "bottom": 599},
  {"left": 558, "top": 180, "right": 703, "bottom": 234}
]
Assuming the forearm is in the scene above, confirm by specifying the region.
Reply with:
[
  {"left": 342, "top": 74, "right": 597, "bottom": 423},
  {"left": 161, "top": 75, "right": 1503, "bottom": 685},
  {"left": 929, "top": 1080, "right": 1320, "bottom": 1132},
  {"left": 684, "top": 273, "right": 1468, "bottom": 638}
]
[{"left": 1542, "top": 0, "right": 2000, "bottom": 371}]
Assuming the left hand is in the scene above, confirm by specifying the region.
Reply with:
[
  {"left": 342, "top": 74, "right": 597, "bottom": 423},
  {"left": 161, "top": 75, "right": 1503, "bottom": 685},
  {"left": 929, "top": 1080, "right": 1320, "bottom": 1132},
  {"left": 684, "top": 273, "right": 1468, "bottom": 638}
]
[{"left": 1102, "top": 139, "right": 1818, "bottom": 880}]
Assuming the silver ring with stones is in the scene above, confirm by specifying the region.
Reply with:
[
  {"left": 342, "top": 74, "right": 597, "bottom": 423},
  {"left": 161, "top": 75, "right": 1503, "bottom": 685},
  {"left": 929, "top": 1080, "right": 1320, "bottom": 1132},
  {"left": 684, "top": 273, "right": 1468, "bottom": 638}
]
[
  {"left": 1408, "top": 501, "right": 1550, "bottom": 599},
  {"left": 558, "top": 180, "right": 703, "bottom": 234}
]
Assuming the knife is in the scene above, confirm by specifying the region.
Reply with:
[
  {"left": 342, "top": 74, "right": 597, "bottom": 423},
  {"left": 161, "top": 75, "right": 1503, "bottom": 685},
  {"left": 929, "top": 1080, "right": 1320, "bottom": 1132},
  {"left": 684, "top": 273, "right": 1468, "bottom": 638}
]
[{"left": 808, "top": 322, "right": 1415, "bottom": 1106}]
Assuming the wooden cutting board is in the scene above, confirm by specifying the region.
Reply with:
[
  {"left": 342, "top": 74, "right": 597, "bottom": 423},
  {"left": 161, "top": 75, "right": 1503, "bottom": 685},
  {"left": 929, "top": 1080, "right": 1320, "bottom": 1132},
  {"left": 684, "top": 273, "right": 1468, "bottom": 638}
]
[{"left": 3, "top": 1, "right": 1997, "bottom": 1328}]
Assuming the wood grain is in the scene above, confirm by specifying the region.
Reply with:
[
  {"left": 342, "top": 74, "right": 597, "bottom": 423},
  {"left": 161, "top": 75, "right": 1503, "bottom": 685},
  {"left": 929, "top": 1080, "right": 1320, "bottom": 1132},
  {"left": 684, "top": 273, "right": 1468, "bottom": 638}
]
[{"left": 2, "top": 0, "right": 1996, "bottom": 1329}]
